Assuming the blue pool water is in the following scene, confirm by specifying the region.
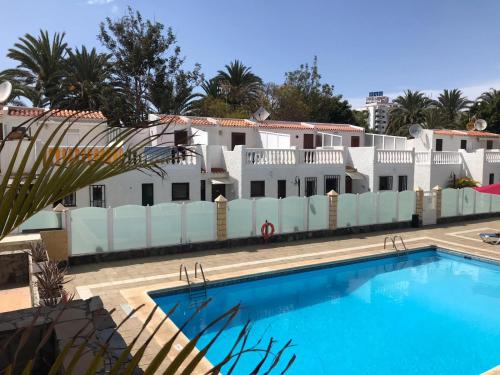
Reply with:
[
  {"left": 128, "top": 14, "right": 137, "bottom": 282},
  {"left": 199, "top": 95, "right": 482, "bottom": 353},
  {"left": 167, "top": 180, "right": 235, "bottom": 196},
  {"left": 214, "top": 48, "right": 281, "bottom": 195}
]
[{"left": 152, "top": 249, "right": 500, "bottom": 374}]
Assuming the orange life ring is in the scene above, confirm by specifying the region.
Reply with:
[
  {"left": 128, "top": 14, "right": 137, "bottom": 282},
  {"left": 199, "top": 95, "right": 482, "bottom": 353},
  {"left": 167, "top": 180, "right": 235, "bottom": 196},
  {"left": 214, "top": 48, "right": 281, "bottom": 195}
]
[{"left": 261, "top": 221, "right": 275, "bottom": 240}]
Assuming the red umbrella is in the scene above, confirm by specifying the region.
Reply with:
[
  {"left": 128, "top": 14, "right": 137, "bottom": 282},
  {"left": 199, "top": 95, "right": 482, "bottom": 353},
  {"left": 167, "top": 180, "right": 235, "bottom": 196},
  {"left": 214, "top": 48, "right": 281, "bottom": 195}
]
[{"left": 474, "top": 183, "right": 500, "bottom": 195}]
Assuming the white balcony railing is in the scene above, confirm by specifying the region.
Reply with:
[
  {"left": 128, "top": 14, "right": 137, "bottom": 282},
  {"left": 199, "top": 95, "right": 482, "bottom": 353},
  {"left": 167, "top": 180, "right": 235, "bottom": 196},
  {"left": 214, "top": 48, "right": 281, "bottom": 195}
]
[
  {"left": 415, "top": 151, "right": 462, "bottom": 165},
  {"left": 244, "top": 148, "right": 343, "bottom": 165},
  {"left": 485, "top": 151, "right": 500, "bottom": 163},
  {"left": 376, "top": 150, "right": 413, "bottom": 163}
]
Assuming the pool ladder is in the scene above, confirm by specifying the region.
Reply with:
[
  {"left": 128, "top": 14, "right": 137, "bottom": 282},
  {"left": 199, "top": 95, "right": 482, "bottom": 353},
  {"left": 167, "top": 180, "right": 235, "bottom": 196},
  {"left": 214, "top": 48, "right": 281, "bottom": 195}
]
[
  {"left": 179, "top": 263, "right": 208, "bottom": 308},
  {"left": 384, "top": 235, "right": 408, "bottom": 255}
]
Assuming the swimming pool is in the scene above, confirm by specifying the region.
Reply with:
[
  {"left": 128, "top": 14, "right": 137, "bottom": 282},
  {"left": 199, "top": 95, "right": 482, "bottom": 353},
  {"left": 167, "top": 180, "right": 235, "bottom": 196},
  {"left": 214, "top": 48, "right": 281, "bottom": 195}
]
[{"left": 151, "top": 248, "right": 500, "bottom": 374}]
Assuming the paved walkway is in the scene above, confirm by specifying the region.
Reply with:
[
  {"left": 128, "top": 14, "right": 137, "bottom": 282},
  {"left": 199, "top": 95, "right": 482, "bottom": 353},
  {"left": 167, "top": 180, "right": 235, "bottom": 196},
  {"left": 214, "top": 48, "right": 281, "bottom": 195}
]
[
  {"left": 66, "top": 218, "right": 500, "bottom": 373},
  {"left": 0, "top": 284, "right": 32, "bottom": 313}
]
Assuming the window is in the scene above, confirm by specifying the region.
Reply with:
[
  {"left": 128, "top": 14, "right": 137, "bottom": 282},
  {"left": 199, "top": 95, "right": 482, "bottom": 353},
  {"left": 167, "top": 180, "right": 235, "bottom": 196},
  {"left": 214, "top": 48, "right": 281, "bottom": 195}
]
[
  {"left": 172, "top": 183, "right": 189, "bottom": 201},
  {"left": 141, "top": 183, "right": 154, "bottom": 206},
  {"left": 277, "top": 180, "right": 286, "bottom": 199},
  {"left": 460, "top": 139, "right": 467, "bottom": 150},
  {"left": 174, "top": 130, "right": 188, "bottom": 146},
  {"left": 250, "top": 181, "right": 265, "bottom": 197},
  {"left": 490, "top": 173, "right": 495, "bottom": 185},
  {"left": 89, "top": 185, "right": 106, "bottom": 207},
  {"left": 305, "top": 177, "right": 317, "bottom": 197},
  {"left": 200, "top": 180, "right": 206, "bottom": 201},
  {"left": 487, "top": 140, "right": 494, "bottom": 150},
  {"left": 54, "top": 192, "right": 77, "bottom": 207},
  {"left": 398, "top": 176, "right": 408, "bottom": 192},
  {"left": 379, "top": 176, "right": 393, "bottom": 191},
  {"left": 436, "top": 139, "right": 443, "bottom": 151},
  {"left": 324, "top": 175, "right": 340, "bottom": 194}
]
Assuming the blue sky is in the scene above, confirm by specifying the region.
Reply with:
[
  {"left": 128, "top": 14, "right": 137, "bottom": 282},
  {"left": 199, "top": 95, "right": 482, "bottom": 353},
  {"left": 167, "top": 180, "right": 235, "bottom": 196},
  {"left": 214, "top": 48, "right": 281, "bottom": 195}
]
[{"left": 1, "top": 0, "right": 500, "bottom": 108}]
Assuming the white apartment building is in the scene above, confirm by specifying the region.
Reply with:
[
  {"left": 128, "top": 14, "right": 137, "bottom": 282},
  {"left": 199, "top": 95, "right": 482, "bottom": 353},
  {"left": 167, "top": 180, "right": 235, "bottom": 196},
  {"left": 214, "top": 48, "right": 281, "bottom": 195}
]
[
  {"left": 1, "top": 106, "right": 500, "bottom": 210},
  {"left": 365, "top": 91, "right": 392, "bottom": 134}
]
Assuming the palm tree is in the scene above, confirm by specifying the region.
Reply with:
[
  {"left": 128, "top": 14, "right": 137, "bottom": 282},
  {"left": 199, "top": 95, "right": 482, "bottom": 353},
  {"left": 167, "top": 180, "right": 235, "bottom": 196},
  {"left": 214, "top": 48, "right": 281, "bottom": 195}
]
[
  {"left": 61, "top": 46, "right": 112, "bottom": 110},
  {"left": 216, "top": 60, "right": 263, "bottom": 107},
  {"left": 470, "top": 89, "right": 500, "bottom": 133},
  {"left": 386, "top": 90, "right": 433, "bottom": 136},
  {"left": 1, "top": 30, "right": 68, "bottom": 107},
  {"left": 200, "top": 78, "right": 222, "bottom": 98},
  {"left": 434, "top": 89, "right": 470, "bottom": 127}
]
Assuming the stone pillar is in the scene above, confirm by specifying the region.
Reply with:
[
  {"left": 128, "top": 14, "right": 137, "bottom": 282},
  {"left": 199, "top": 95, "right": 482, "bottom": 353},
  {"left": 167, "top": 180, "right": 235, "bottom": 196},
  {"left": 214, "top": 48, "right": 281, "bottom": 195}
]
[
  {"left": 415, "top": 187, "right": 424, "bottom": 218},
  {"left": 215, "top": 195, "right": 228, "bottom": 241},
  {"left": 327, "top": 190, "right": 338, "bottom": 230},
  {"left": 433, "top": 185, "right": 442, "bottom": 219}
]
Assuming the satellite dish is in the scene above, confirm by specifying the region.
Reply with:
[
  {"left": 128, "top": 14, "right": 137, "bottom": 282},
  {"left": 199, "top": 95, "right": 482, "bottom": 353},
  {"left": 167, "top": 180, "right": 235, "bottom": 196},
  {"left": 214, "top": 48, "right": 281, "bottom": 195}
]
[
  {"left": 409, "top": 124, "right": 423, "bottom": 138},
  {"left": 474, "top": 118, "right": 487, "bottom": 131},
  {"left": 251, "top": 106, "right": 270, "bottom": 122},
  {"left": 0, "top": 81, "right": 12, "bottom": 103}
]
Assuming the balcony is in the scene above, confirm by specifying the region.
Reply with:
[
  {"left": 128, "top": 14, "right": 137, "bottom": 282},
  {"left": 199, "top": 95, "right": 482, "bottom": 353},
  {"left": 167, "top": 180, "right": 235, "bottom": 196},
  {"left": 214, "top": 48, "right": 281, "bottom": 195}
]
[
  {"left": 415, "top": 151, "right": 462, "bottom": 165},
  {"left": 244, "top": 148, "right": 344, "bottom": 165},
  {"left": 376, "top": 150, "right": 413, "bottom": 163},
  {"left": 485, "top": 151, "right": 500, "bottom": 163}
]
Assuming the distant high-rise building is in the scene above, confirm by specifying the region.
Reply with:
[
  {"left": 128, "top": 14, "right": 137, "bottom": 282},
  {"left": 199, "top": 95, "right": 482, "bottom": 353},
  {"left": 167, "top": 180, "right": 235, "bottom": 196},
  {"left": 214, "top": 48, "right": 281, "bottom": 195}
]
[{"left": 365, "top": 91, "right": 392, "bottom": 134}]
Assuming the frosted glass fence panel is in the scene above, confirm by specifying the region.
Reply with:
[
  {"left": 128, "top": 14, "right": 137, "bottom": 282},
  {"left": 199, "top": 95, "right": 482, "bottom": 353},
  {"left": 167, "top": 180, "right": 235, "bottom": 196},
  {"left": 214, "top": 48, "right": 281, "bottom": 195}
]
[
  {"left": 186, "top": 201, "right": 215, "bottom": 243},
  {"left": 151, "top": 203, "right": 182, "bottom": 246},
  {"left": 337, "top": 194, "right": 357, "bottom": 228},
  {"left": 113, "top": 205, "right": 147, "bottom": 251},
  {"left": 20, "top": 211, "right": 60, "bottom": 232},
  {"left": 358, "top": 193, "right": 376, "bottom": 226},
  {"left": 398, "top": 191, "right": 416, "bottom": 221},
  {"left": 475, "top": 192, "right": 491, "bottom": 214},
  {"left": 492, "top": 195, "right": 500, "bottom": 212},
  {"left": 71, "top": 208, "right": 107, "bottom": 255},
  {"left": 282, "top": 196, "right": 306, "bottom": 233},
  {"left": 441, "top": 188, "right": 459, "bottom": 217},
  {"left": 378, "top": 192, "right": 398, "bottom": 223},
  {"left": 461, "top": 188, "right": 475, "bottom": 216},
  {"left": 227, "top": 199, "right": 253, "bottom": 239},
  {"left": 255, "top": 198, "right": 279, "bottom": 230},
  {"left": 308, "top": 195, "right": 329, "bottom": 231}
]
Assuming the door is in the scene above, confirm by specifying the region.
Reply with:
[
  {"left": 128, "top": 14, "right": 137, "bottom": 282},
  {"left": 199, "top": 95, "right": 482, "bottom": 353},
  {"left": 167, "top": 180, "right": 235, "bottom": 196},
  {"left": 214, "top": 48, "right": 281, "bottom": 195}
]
[
  {"left": 303, "top": 134, "right": 314, "bottom": 149},
  {"left": 231, "top": 132, "right": 246, "bottom": 150},
  {"left": 142, "top": 183, "right": 154, "bottom": 206},
  {"left": 345, "top": 176, "right": 352, "bottom": 194},
  {"left": 436, "top": 139, "right": 443, "bottom": 151},
  {"left": 350, "top": 136, "right": 360, "bottom": 147},
  {"left": 305, "top": 177, "right": 317, "bottom": 197},
  {"left": 174, "top": 130, "right": 188, "bottom": 145},
  {"left": 398, "top": 176, "right": 408, "bottom": 192},
  {"left": 212, "top": 184, "right": 226, "bottom": 201},
  {"left": 277, "top": 180, "right": 286, "bottom": 199}
]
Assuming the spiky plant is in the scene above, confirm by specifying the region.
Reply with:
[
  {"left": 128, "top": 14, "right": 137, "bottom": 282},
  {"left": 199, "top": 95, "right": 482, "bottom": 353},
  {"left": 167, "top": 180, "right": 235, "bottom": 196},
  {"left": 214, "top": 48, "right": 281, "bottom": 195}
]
[
  {"left": 26, "top": 241, "right": 48, "bottom": 262},
  {"left": 34, "top": 261, "right": 70, "bottom": 306},
  {"left": 1, "top": 300, "right": 295, "bottom": 374}
]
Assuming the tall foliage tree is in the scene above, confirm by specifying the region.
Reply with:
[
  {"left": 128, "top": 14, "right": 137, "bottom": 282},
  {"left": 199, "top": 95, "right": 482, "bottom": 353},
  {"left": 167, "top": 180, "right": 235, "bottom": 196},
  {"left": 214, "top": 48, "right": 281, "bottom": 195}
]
[
  {"left": 98, "top": 7, "right": 200, "bottom": 123},
  {"left": 386, "top": 90, "right": 433, "bottom": 136},
  {"left": 269, "top": 57, "right": 360, "bottom": 125},
  {"left": 1, "top": 30, "right": 68, "bottom": 107}
]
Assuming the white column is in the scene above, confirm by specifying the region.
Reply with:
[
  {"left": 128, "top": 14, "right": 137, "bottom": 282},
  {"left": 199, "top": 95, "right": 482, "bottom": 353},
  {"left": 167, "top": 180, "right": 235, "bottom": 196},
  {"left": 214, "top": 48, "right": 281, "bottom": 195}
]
[
  {"left": 107, "top": 207, "right": 114, "bottom": 252},
  {"left": 145, "top": 205, "right": 152, "bottom": 248}
]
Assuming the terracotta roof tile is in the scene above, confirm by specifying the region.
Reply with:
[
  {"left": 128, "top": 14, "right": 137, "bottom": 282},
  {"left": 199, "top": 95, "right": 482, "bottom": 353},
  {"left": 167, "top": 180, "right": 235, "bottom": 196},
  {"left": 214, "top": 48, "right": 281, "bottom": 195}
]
[
  {"left": 310, "top": 123, "right": 364, "bottom": 133},
  {"left": 215, "top": 118, "right": 255, "bottom": 127},
  {"left": 259, "top": 120, "right": 311, "bottom": 130},
  {"left": 7, "top": 107, "right": 105, "bottom": 120},
  {"left": 433, "top": 129, "right": 499, "bottom": 138},
  {"left": 157, "top": 115, "right": 189, "bottom": 125}
]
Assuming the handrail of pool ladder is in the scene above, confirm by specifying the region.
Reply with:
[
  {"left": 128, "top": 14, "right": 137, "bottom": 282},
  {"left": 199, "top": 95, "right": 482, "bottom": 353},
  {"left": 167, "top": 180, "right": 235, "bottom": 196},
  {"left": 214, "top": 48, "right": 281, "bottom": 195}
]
[
  {"left": 393, "top": 235, "right": 408, "bottom": 253},
  {"left": 384, "top": 236, "right": 396, "bottom": 250},
  {"left": 183, "top": 266, "right": 192, "bottom": 292},
  {"left": 194, "top": 262, "right": 208, "bottom": 288}
]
